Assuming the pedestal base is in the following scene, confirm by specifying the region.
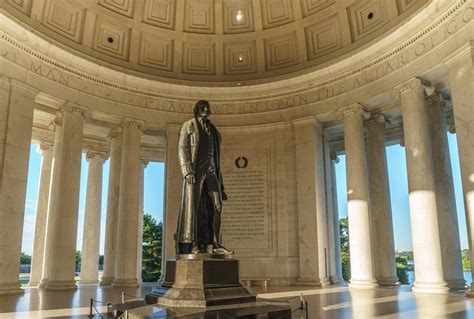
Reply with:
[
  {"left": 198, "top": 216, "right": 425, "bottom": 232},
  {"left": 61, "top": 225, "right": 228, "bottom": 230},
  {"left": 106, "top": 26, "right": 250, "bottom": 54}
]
[
  {"left": 43, "top": 280, "right": 77, "bottom": 290},
  {"left": 100, "top": 276, "right": 114, "bottom": 285},
  {"left": 349, "top": 279, "right": 379, "bottom": 289},
  {"left": 377, "top": 277, "right": 401, "bottom": 287},
  {"left": 113, "top": 278, "right": 139, "bottom": 288},
  {"left": 412, "top": 281, "right": 449, "bottom": 294},
  {"left": 146, "top": 257, "right": 256, "bottom": 307},
  {"left": 0, "top": 283, "right": 24, "bottom": 295}
]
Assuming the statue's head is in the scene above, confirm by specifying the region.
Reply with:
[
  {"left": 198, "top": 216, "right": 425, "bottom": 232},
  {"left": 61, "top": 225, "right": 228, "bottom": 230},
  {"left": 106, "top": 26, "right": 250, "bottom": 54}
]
[{"left": 193, "top": 100, "right": 211, "bottom": 120}]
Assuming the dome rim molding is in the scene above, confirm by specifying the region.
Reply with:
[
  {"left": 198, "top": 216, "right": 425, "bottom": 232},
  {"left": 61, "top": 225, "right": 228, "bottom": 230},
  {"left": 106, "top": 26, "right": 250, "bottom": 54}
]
[{"left": 0, "top": 0, "right": 472, "bottom": 118}]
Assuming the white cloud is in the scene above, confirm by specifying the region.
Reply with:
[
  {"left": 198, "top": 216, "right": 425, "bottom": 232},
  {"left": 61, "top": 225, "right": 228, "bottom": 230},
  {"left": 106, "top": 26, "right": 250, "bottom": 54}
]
[{"left": 21, "top": 214, "right": 36, "bottom": 255}]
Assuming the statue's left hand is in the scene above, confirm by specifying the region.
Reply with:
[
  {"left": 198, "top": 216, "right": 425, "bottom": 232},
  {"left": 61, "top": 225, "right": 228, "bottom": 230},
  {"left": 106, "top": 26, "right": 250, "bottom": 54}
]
[{"left": 222, "top": 191, "right": 228, "bottom": 201}]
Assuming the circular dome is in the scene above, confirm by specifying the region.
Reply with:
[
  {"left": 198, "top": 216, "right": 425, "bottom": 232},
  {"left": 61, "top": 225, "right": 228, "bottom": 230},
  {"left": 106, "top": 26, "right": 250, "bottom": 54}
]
[{"left": 2, "top": 0, "right": 428, "bottom": 85}]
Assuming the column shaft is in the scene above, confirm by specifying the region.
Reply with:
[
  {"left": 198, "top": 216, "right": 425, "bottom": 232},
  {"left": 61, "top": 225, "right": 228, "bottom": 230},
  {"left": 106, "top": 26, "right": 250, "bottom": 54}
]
[
  {"left": 0, "top": 80, "right": 36, "bottom": 295},
  {"left": 366, "top": 115, "right": 399, "bottom": 286},
  {"left": 445, "top": 48, "right": 474, "bottom": 296},
  {"left": 336, "top": 104, "right": 377, "bottom": 288},
  {"left": 80, "top": 151, "right": 106, "bottom": 284},
  {"left": 42, "top": 104, "right": 86, "bottom": 290},
  {"left": 426, "top": 94, "right": 464, "bottom": 289},
  {"left": 293, "top": 118, "right": 329, "bottom": 286},
  {"left": 324, "top": 134, "right": 341, "bottom": 284},
  {"left": 100, "top": 130, "right": 122, "bottom": 285},
  {"left": 29, "top": 143, "right": 53, "bottom": 286},
  {"left": 113, "top": 120, "right": 142, "bottom": 287},
  {"left": 396, "top": 78, "right": 448, "bottom": 293}
]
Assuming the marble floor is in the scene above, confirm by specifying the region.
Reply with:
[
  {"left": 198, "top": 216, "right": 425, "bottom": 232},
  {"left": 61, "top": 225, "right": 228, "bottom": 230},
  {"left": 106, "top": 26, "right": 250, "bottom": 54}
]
[{"left": 0, "top": 284, "right": 473, "bottom": 318}]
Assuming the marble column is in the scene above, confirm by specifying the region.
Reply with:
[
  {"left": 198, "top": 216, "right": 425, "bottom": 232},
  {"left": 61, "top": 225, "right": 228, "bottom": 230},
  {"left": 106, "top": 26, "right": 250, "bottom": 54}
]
[
  {"left": 426, "top": 93, "right": 465, "bottom": 290},
  {"left": 293, "top": 117, "right": 330, "bottom": 286},
  {"left": 136, "top": 157, "right": 148, "bottom": 282},
  {"left": 365, "top": 114, "right": 399, "bottom": 286},
  {"left": 330, "top": 153, "right": 343, "bottom": 283},
  {"left": 28, "top": 142, "right": 54, "bottom": 286},
  {"left": 100, "top": 128, "right": 122, "bottom": 285},
  {"left": 80, "top": 150, "right": 107, "bottom": 284},
  {"left": 0, "top": 80, "right": 36, "bottom": 295},
  {"left": 162, "top": 125, "right": 181, "bottom": 280},
  {"left": 336, "top": 104, "right": 378, "bottom": 288},
  {"left": 323, "top": 133, "right": 342, "bottom": 284},
  {"left": 113, "top": 119, "right": 143, "bottom": 287},
  {"left": 393, "top": 78, "right": 448, "bottom": 293},
  {"left": 41, "top": 103, "right": 88, "bottom": 290},
  {"left": 444, "top": 46, "right": 474, "bottom": 296}
]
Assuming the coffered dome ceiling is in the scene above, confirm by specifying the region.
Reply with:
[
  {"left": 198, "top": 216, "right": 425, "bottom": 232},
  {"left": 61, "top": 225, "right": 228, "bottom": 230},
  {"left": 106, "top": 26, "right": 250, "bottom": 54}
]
[{"left": 3, "top": 0, "right": 428, "bottom": 85}]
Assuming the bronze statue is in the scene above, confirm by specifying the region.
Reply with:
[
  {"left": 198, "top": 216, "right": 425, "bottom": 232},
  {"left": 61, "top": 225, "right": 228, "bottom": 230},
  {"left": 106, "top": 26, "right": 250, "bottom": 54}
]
[{"left": 175, "top": 100, "right": 232, "bottom": 255}]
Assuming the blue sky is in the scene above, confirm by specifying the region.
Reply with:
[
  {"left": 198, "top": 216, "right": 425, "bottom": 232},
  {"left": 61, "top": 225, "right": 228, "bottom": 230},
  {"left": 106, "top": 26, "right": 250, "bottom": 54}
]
[{"left": 21, "top": 132, "right": 466, "bottom": 255}]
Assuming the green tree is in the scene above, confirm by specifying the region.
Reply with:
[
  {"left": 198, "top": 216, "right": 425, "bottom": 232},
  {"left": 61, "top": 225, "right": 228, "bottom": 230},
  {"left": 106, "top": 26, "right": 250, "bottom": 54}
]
[
  {"left": 142, "top": 213, "right": 163, "bottom": 282},
  {"left": 395, "top": 254, "right": 409, "bottom": 284},
  {"left": 339, "top": 217, "right": 351, "bottom": 282},
  {"left": 462, "top": 249, "right": 471, "bottom": 271},
  {"left": 20, "top": 252, "right": 31, "bottom": 265},
  {"left": 75, "top": 250, "right": 81, "bottom": 272}
]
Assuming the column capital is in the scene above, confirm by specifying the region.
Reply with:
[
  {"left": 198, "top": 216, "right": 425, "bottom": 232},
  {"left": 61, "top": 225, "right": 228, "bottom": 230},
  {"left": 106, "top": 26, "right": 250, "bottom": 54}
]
[
  {"left": 86, "top": 149, "right": 109, "bottom": 163},
  {"left": 330, "top": 151, "right": 340, "bottom": 163},
  {"left": 140, "top": 157, "right": 149, "bottom": 167},
  {"left": 107, "top": 127, "right": 123, "bottom": 141},
  {"left": 36, "top": 142, "right": 53, "bottom": 155},
  {"left": 448, "top": 125, "right": 456, "bottom": 134},
  {"left": 392, "top": 77, "right": 434, "bottom": 99},
  {"left": 62, "top": 102, "right": 91, "bottom": 119},
  {"left": 425, "top": 92, "right": 445, "bottom": 106},
  {"left": 121, "top": 118, "right": 145, "bottom": 131},
  {"left": 291, "top": 116, "right": 322, "bottom": 129},
  {"left": 48, "top": 112, "right": 63, "bottom": 131},
  {"left": 365, "top": 113, "right": 386, "bottom": 127},
  {"left": 335, "top": 103, "right": 370, "bottom": 120}
]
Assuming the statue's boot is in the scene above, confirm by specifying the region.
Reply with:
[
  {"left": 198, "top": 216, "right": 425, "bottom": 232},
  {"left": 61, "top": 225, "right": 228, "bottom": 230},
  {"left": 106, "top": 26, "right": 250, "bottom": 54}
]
[
  {"left": 212, "top": 208, "right": 234, "bottom": 255},
  {"left": 191, "top": 244, "right": 201, "bottom": 254}
]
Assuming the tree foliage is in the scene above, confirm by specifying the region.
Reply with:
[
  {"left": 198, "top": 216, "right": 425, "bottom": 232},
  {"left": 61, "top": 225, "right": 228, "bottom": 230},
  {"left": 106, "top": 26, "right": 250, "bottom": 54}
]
[
  {"left": 20, "top": 252, "right": 31, "bottom": 265},
  {"left": 395, "top": 255, "right": 409, "bottom": 285},
  {"left": 142, "top": 213, "right": 163, "bottom": 282},
  {"left": 462, "top": 249, "right": 471, "bottom": 271}
]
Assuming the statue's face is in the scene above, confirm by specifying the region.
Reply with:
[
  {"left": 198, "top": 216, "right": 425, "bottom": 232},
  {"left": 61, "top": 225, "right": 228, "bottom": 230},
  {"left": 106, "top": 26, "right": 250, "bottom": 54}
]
[{"left": 199, "top": 105, "right": 211, "bottom": 120}]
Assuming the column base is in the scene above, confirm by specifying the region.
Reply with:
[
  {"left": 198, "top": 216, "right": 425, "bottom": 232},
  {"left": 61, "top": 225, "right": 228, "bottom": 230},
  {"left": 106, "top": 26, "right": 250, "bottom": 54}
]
[
  {"left": 377, "top": 277, "right": 401, "bottom": 287},
  {"left": 27, "top": 281, "right": 40, "bottom": 287},
  {"left": 447, "top": 279, "right": 467, "bottom": 290},
  {"left": 0, "top": 283, "right": 24, "bottom": 295},
  {"left": 112, "top": 278, "right": 139, "bottom": 288},
  {"left": 297, "top": 278, "right": 330, "bottom": 287},
  {"left": 465, "top": 287, "right": 474, "bottom": 297},
  {"left": 349, "top": 279, "right": 379, "bottom": 289},
  {"left": 412, "top": 281, "right": 449, "bottom": 294},
  {"left": 44, "top": 280, "right": 77, "bottom": 290},
  {"left": 79, "top": 280, "right": 99, "bottom": 285},
  {"left": 99, "top": 276, "right": 114, "bottom": 285},
  {"left": 329, "top": 276, "right": 343, "bottom": 285}
]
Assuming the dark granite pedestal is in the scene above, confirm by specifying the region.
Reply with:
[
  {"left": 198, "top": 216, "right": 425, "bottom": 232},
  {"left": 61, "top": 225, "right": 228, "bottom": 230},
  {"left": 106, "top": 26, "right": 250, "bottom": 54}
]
[{"left": 126, "top": 255, "right": 292, "bottom": 318}]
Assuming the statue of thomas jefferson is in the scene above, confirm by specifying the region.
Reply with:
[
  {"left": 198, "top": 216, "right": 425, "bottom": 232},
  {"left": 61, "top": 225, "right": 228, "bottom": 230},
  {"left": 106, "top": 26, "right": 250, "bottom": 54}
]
[{"left": 175, "top": 100, "right": 233, "bottom": 255}]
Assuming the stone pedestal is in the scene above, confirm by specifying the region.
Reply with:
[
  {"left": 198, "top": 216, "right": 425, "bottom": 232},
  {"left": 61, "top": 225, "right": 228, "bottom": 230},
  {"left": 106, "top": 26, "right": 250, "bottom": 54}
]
[{"left": 147, "top": 256, "right": 255, "bottom": 307}]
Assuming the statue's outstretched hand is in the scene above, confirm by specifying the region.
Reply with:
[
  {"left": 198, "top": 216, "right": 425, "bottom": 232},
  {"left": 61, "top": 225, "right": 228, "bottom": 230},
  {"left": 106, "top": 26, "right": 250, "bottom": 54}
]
[
  {"left": 185, "top": 173, "right": 195, "bottom": 184},
  {"left": 222, "top": 191, "right": 228, "bottom": 201}
]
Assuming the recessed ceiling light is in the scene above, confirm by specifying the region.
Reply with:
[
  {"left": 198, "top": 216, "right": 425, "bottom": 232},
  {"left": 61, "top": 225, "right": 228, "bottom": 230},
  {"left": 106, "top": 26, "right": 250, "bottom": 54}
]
[
  {"left": 237, "top": 55, "right": 244, "bottom": 63},
  {"left": 236, "top": 10, "right": 243, "bottom": 22},
  {"left": 236, "top": 82, "right": 242, "bottom": 86}
]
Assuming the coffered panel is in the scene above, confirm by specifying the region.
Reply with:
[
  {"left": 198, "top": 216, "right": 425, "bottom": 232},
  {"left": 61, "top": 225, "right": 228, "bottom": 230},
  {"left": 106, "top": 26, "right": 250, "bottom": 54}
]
[
  {"left": 182, "top": 41, "right": 216, "bottom": 75},
  {"left": 264, "top": 32, "right": 299, "bottom": 71},
  {"left": 5, "top": 0, "right": 32, "bottom": 16},
  {"left": 222, "top": 0, "right": 254, "bottom": 34},
  {"left": 41, "top": 0, "right": 86, "bottom": 43},
  {"left": 92, "top": 16, "right": 131, "bottom": 60},
  {"left": 224, "top": 41, "right": 257, "bottom": 75},
  {"left": 396, "top": 0, "right": 420, "bottom": 14},
  {"left": 138, "top": 32, "right": 174, "bottom": 71},
  {"left": 305, "top": 15, "right": 342, "bottom": 60},
  {"left": 300, "top": 0, "right": 335, "bottom": 17},
  {"left": 348, "top": 0, "right": 389, "bottom": 42},
  {"left": 183, "top": 0, "right": 215, "bottom": 34},
  {"left": 142, "top": 0, "right": 176, "bottom": 30},
  {"left": 98, "top": 0, "right": 135, "bottom": 18},
  {"left": 260, "top": 0, "right": 295, "bottom": 30}
]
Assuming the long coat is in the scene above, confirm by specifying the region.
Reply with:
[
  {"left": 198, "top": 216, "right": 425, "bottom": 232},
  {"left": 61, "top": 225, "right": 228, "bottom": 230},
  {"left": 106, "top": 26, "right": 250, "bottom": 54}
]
[{"left": 175, "top": 117, "right": 224, "bottom": 246}]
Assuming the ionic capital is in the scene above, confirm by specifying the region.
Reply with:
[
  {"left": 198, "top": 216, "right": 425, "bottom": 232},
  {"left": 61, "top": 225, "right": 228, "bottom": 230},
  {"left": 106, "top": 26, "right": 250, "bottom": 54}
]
[
  {"left": 335, "top": 103, "right": 370, "bottom": 121},
  {"left": 330, "top": 151, "right": 340, "bottom": 163},
  {"left": 140, "top": 156, "right": 150, "bottom": 167},
  {"left": 63, "top": 102, "right": 91, "bottom": 119},
  {"left": 48, "top": 111, "right": 63, "bottom": 130},
  {"left": 36, "top": 141, "right": 53, "bottom": 155},
  {"left": 448, "top": 125, "right": 456, "bottom": 134},
  {"left": 121, "top": 118, "right": 145, "bottom": 131},
  {"left": 392, "top": 77, "right": 434, "bottom": 99},
  {"left": 425, "top": 92, "right": 445, "bottom": 106},
  {"left": 86, "top": 149, "right": 109, "bottom": 163},
  {"left": 365, "top": 113, "right": 387, "bottom": 128},
  {"left": 107, "top": 127, "right": 123, "bottom": 141}
]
